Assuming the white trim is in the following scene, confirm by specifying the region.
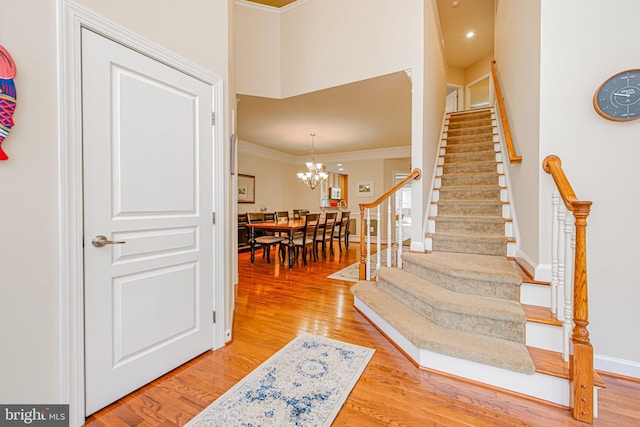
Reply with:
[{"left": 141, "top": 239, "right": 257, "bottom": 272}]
[
  {"left": 238, "top": 139, "right": 411, "bottom": 164},
  {"left": 235, "top": 0, "right": 310, "bottom": 13},
  {"left": 60, "top": 1, "right": 226, "bottom": 424},
  {"left": 595, "top": 354, "right": 640, "bottom": 379}
]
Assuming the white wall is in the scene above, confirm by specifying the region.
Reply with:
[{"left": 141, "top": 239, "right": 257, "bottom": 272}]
[
  {"left": 235, "top": 3, "right": 281, "bottom": 97},
  {"left": 0, "top": 0, "right": 60, "bottom": 404},
  {"left": 413, "top": 0, "right": 447, "bottom": 251},
  {"left": 236, "top": 0, "right": 423, "bottom": 98},
  {"left": 0, "top": 0, "right": 232, "bottom": 412},
  {"left": 538, "top": 0, "right": 640, "bottom": 371},
  {"left": 497, "top": 0, "right": 640, "bottom": 374},
  {"left": 494, "top": 0, "right": 542, "bottom": 272}
]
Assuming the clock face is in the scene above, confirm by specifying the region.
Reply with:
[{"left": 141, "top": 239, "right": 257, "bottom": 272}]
[{"left": 594, "top": 69, "right": 640, "bottom": 121}]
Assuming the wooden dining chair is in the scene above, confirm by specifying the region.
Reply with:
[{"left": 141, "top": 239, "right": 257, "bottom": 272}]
[
  {"left": 247, "top": 212, "right": 283, "bottom": 263},
  {"left": 331, "top": 211, "right": 350, "bottom": 254},
  {"left": 280, "top": 212, "right": 319, "bottom": 265},
  {"left": 316, "top": 211, "right": 337, "bottom": 259}
]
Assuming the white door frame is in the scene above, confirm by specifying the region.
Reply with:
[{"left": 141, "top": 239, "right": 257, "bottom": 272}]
[
  {"left": 465, "top": 73, "right": 493, "bottom": 110},
  {"left": 59, "top": 2, "right": 227, "bottom": 425}
]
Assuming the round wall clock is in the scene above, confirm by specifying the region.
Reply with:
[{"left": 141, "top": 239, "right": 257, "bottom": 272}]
[{"left": 593, "top": 69, "right": 640, "bottom": 121}]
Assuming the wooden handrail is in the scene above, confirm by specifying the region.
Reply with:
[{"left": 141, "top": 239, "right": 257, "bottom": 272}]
[
  {"left": 491, "top": 60, "right": 522, "bottom": 164},
  {"left": 543, "top": 155, "right": 594, "bottom": 423},
  {"left": 359, "top": 168, "right": 422, "bottom": 280}
]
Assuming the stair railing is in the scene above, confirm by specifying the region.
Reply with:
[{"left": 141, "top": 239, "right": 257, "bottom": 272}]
[
  {"left": 491, "top": 60, "right": 522, "bottom": 164},
  {"left": 358, "top": 168, "right": 422, "bottom": 280},
  {"left": 543, "top": 155, "right": 594, "bottom": 423}
]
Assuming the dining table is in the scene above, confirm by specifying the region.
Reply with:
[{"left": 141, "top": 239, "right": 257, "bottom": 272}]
[{"left": 246, "top": 219, "right": 307, "bottom": 268}]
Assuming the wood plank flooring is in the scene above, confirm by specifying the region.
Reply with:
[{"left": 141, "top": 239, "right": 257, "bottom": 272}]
[{"left": 85, "top": 245, "right": 640, "bottom": 426}]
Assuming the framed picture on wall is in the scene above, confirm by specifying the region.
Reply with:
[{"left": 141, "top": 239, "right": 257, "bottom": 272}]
[
  {"left": 238, "top": 174, "right": 255, "bottom": 203},
  {"left": 356, "top": 180, "right": 374, "bottom": 197}
]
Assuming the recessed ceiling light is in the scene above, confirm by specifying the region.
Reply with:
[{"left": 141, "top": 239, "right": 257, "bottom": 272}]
[
  {"left": 452, "top": 0, "right": 459, "bottom": 7},
  {"left": 337, "top": 163, "right": 343, "bottom": 166},
  {"left": 466, "top": 31, "right": 475, "bottom": 38}
]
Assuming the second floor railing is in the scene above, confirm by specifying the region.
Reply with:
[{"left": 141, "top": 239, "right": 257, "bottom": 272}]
[
  {"left": 358, "top": 168, "right": 422, "bottom": 280},
  {"left": 542, "top": 154, "right": 595, "bottom": 423}
]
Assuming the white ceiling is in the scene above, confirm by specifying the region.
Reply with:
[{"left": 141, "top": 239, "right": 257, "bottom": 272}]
[{"left": 237, "top": 0, "right": 494, "bottom": 156}]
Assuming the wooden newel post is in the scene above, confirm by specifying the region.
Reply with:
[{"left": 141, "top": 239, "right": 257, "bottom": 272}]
[
  {"left": 570, "top": 200, "right": 593, "bottom": 423},
  {"left": 359, "top": 204, "right": 366, "bottom": 280}
]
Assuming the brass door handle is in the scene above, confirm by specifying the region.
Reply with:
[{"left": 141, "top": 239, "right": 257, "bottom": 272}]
[{"left": 92, "top": 235, "right": 126, "bottom": 248}]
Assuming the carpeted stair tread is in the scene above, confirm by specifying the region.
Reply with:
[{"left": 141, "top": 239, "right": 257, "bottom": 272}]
[
  {"left": 447, "top": 118, "right": 493, "bottom": 129},
  {"left": 442, "top": 160, "right": 498, "bottom": 174},
  {"left": 444, "top": 150, "right": 496, "bottom": 163},
  {"left": 433, "top": 215, "right": 506, "bottom": 235},
  {"left": 431, "top": 232, "right": 507, "bottom": 256},
  {"left": 436, "top": 199, "right": 503, "bottom": 216},
  {"left": 351, "top": 280, "right": 536, "bottom": 374},
  {"left": 438, "top": 185, "right": 501, "bottom": 201},
  {"left": 440, "top": 172, "right": 499, "bottom": 186},
  {"left": 446, "top": 133, "right": 495, "bottom": 145},
  {"left": 402, "top": 251, "right": 521, "bottom": 301},
  {"left": 446, "top": 126, "right": 494, "bottom": 137},
  {"left": 444, "top": 140, "right": 495, "bottom": 153},
  {"left": 376, "top": 267, "right": 526, "bottom": 342}
]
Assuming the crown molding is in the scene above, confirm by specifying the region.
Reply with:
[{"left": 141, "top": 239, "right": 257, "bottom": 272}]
[
  {"left": 235, "top": 0, "right": 310, "bottom": 13},
  {"left": 238, "top": 139, "right": 410, "bottom": 165}
]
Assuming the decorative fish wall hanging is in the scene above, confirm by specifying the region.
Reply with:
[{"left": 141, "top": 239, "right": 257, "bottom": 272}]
[{"left": 0, "top": 45, "right": 17, "bottom": 160}]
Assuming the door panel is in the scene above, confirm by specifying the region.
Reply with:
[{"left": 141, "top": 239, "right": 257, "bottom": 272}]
[{"left": 81, "top": 28, "right": 214, "bottom": 415}]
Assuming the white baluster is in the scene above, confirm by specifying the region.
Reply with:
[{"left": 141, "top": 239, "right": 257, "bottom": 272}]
[
  {"left": 551, "top": 190, "right": 560, "bottom": 314},
  {"left": 387, "top": 199, "right": 392, "bottom": 267},
  {"left": 563, "top": 214, "right": 575, "bottom": 362},
  {"left": 398, "top": 191, "right": 403, "bottom": 269},
  {"left": 557, "top": 203, "right": 567, "bottom": 322},
  {"left": 376, "top": 205, "right": 381, "bottom": 272},
  {"left": 367, "top": 209, "right": 372, "bottom": 276}
]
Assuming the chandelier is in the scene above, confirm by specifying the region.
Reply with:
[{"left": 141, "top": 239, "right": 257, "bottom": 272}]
[{"left": 297, "top": 133, "right": 328, "bottom": 189}]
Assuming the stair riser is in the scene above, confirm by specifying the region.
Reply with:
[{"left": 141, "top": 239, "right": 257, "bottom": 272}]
[
  {"left": 436, "top": 202, "right": 502, "bottom": 216},
  {"left": 447, "top": 126, "right": 493, "bottom": 137},
  {"left": 377, "top": 277, "right": 526, "bottom": 343},
  {"left": 432, "top": 237, "right": 507, "bottom": 257},
  {"left": 445, "top": 142, "right": 495, "bottom": 154},
  {"left": 443, "top": 162, "right": 497, "bottom": 174},
  {"left": 446, "top": 134, "right": 494, "bottom": 145},
  {"left": 402, "top": 257, "right": 519, "bottom": 301},
  {"left": 445, "top": 150, "right": 496, "bottom": 163},
  {"left": 447, "top": 118, "right": 493, "bottom": 129},
  {"left": 441, "top": 174, "right": 498, "bottom": 186},
  {"left": 438, "top": 188, "right": 501, "bottom": 201},
  {"left": 435, "top": 220, "right": 505, "bottom": 235},
  {"left": 448, "top": 114, "right": 492, "bottom": 124}
]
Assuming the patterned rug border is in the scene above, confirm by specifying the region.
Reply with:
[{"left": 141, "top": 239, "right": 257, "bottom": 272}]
[{"left": 185, "top": 333, "right": 375, "bottom": 427}]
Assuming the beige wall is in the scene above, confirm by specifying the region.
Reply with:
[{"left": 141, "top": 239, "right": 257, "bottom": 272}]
[
  {"left": 465, "top": 53, "right": 493, "bottom": 84},
  {"left": 0, "top": 0, "right": 231, "bottom": 411}
]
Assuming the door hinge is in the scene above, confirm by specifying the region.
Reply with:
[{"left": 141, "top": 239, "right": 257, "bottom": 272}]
[
  {"left": 212, "top": 212, "right": 216, "bottom": 224},
  {"left": 211, "top": 112, "right": 215, "bottom": 125},
  {"left": 212, "top": 310, "right": 216, "bottom": 324}
]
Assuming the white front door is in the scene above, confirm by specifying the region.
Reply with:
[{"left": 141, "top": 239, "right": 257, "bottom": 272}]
[{"left": 82, "top": 28, "right": 214, "bottom": 415}]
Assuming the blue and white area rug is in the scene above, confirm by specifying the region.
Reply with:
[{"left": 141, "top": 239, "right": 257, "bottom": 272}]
[{"left": 186, "top": 334, "right": 375, "bottom": 427}]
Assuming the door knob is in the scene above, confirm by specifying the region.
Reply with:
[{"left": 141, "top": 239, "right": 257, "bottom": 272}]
[{"left": 92, "top": 235, "right": 126, "bottom": 248}]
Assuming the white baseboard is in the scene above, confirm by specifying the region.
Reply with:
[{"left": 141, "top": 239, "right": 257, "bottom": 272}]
[{"left": 595, "top": 354, "right": 640, "bottom": 379}]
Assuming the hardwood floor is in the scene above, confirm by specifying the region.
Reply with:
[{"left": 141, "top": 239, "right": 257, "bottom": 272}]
[{"left": 85, "top": 245, "right": 640, "bottom": 426}]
